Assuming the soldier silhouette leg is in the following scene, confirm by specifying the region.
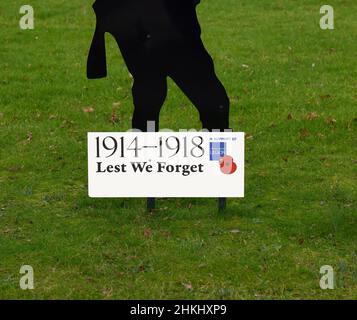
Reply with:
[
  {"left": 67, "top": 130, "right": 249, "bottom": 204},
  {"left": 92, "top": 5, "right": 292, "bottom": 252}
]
[
  {"left": 167, "top": 39, "right": 230, "bottom": 131},
  {"left": 113, "top": 37, "right": 229, "bottom": 132}
]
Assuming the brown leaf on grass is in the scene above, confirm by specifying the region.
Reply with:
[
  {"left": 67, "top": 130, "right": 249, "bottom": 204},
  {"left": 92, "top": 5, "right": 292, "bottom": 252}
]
[
  {"left": 160, "top": 231, "right": 171, "bottom": 238},
  {"left": 298, "top": 238, "right": 304, "bottom": 245},
  {"left": 245, "top": 133, "right": 254, "bottom": 140},
  {"left": 306, "top": 112, "right": 318, "bottom": 121},
  {"left": 27, "top": 132, "right": 33, "bottom": 141},
  {"left": 83, "top": 107, "right": 94, "bottom": 113},
  {"left": 1, "top": 227, "right": 12, "bottom": 235},
  {"left": 112, "top": 102, "right": 121, "bottom": 108},
  {"left": 299, "top": 128, "right": 309, "bottom": 140},
  {"left": 102, "top": 287, "right": 113, "bottom": 298},
  {"left": 188, "top": 203, "right": 192, "bottom": 210},
  {"left": 110, "top": 109, "right": 120, "bottom": 124},
  {"left": 48, "top": 114, "right": 57, "bottom": 120},
  {"left": 230, "top": 229, "right": 240, "bottom": 234},
  {"left": 287, "top": 113, "right": 293, "bottom": 120},
  {"left": 60, "top": 120, "right": 75, "bottom": 128},
  {"left": 326, "top": 117, "right": 337, "bottom": 125},
  {"left": 143, "top": 228, "right": 152, "bottom": 238},
  {"left": 320, "top": 94, "right": 331, "bottom": 100},
  {"left": 183, "top": 282, "right": 193, "bottom": 291},
  {"left": 7, "top": 166, "right": 22, "bottom": 173},
  {"left": 138, "top": 265, "right": 145, "bottom": 272}
]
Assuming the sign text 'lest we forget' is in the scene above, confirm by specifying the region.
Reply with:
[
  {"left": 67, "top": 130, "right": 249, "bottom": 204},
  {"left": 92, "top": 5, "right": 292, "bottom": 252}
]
[{"left": 88, "top": 132, "right": 244, "bottom": 198}]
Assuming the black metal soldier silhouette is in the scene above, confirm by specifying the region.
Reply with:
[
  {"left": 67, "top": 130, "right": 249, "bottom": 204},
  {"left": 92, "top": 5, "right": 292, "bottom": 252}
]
[{"left": 87, "top": 0, "right": 230, "bottom": 132}]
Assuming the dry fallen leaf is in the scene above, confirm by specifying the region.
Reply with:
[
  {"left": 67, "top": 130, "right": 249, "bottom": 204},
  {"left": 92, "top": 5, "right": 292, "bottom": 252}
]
[
  {"left": 83, "top": 107, "right": 94, "bottom": 113},
  {"left": 299, "top": 128, "right": 309, "bottom": 140},
  {"left": 27, "top": 132, "right": 33, "bottom": 141},
  {"left": 287, "top": 113, "right": 293, "bottom": 120},
  {"left": 143, "top": 228, "right": 152, "bottom": 238},
  {"left": 160, "top": 231, "right": 171, "bottom": 238},
  {"left": 306, "top": 112, "right": 318, "bottom": 121},
  {"left": 7, "top": 166, "right": 22, "bottom": 173},
  {"left": 1, "top": 228, "right": 12, "bottom": 234},
  {"left": 110, "top": 110, "right": 120, "bottom": 124},
  {"left": 230, "top": 229, "right": 240, "bottom": 234},
  {"left": 326, "top": 117, "right": 337, "bottom": 125},
  {"left": 102, "top": 287, "right": 113, "bottom": 298},
  {"left": 183, "top": 282, "right": 193, "bottom": 291},
  {"left": 320, "top": 94, "right": 331, "bottom": 100}
]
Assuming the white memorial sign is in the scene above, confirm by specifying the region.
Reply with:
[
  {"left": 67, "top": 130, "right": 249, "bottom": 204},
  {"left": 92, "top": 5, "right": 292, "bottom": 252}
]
[{"left": 88, "top": 132, "right": 244, "bottom": 198}]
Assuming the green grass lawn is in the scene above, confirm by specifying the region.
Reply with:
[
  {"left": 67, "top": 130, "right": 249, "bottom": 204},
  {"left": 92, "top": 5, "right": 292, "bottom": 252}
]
[{"left": 0, "top": 0, "right": 357, "bottom": 299}]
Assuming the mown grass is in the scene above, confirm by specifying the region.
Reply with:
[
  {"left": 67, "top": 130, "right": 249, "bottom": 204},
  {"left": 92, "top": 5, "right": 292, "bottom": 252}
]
[{"left": 0, "top": 0, "right": 356, "bottom": 299}]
